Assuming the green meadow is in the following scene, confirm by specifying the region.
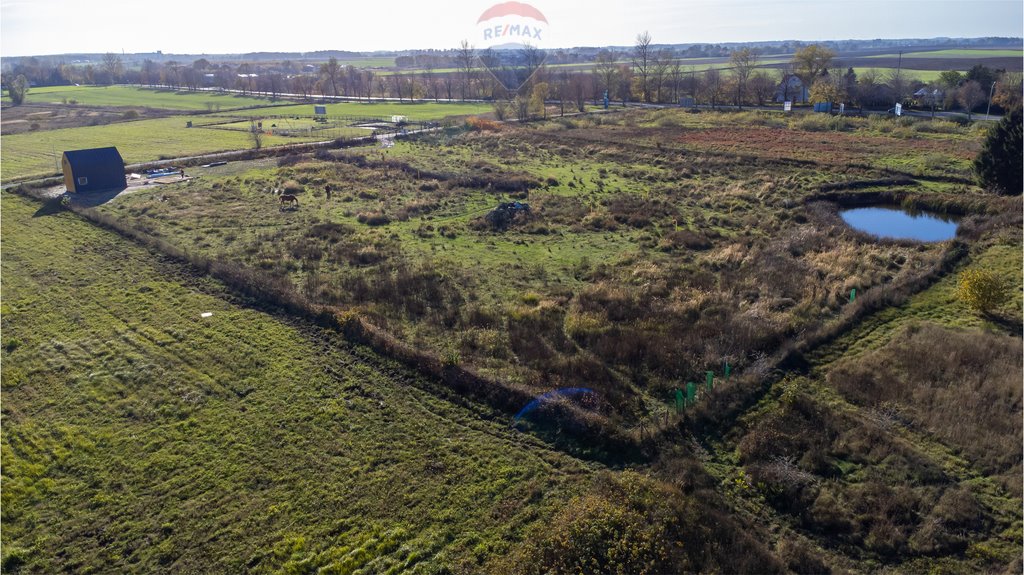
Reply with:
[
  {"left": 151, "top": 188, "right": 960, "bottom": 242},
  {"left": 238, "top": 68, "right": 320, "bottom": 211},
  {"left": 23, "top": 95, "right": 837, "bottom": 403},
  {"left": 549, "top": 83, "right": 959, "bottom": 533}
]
[
  {"left": 1, "top": 116, "right": 323, "bottom": 181},
  {"left": 1, "top": 85, "right": 285, "bottom": 111},
  {"left": 238, "top": 101, "right": 494, "bottom": 120},
  {"left": 0, "top": 190, "right": 594, "bottom": 573}
]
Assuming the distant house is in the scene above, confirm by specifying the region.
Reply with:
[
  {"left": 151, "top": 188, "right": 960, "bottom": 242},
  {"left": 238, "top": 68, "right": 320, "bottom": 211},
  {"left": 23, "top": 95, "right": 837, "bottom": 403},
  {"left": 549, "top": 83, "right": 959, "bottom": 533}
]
[
  {"left": 775, "top": 74, "right": 809, "bottom": 103},
  {"left": 913, "top": 87, "right": 943, "bottom": 105},
  {"left": 62, "top": 147, "right": 126, "bottom": 193}
]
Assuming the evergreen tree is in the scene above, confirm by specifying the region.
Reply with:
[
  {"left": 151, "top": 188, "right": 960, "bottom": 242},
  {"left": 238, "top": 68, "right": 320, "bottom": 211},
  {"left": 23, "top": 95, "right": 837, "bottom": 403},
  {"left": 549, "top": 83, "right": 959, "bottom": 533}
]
[{"left": 973, "top": 107, "right": 1023, "bottom": 195}]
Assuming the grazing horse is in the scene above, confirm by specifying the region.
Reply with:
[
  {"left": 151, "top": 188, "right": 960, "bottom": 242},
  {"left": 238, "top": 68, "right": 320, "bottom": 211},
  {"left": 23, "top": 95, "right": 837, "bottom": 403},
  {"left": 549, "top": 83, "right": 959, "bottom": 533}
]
[{"left": 279, "top": 194, "right": 299, "bottom": 209}]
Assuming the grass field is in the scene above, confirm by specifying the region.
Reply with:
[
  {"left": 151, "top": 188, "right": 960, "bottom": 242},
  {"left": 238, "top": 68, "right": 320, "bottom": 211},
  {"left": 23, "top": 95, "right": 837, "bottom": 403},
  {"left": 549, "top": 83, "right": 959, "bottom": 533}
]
[
  {"left": 867, "top": 48, "right": 1024, "bottom": 59},
  {"left": 1, "top": 100, "right": 495, "bottom": 181},
  {"left": 852, "top": 68, "right": 955, "bottom": 82},
  {"left": 91, "top": 108, "right": 1000, "bottom": 418},
  {"left": 230, "top": 101, "right": 495, "bottom": 120},
  {"left": 703, "top": 235, "right": 1024, "bottom": 571},
  {"left": 198, "top": 119, "right": 370, "bottom": 141},
  {"left": 1, "top": 85, "right": 287, "bottom": 111},
  {"left": 0, "top": 116, "right": 330, "bottom": 182},
  {"left": 4, "top": 99, "right": 1021, "bottom": 572},
  {"left": 0, "top": 190, "right": 595, "bottom": 573}
]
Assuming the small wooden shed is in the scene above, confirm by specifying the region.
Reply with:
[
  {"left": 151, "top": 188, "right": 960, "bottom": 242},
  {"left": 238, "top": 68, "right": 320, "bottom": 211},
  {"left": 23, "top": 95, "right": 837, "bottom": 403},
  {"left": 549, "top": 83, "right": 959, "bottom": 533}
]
[{"left": 62, "top": 147, "right": 126, "bottom": 193}]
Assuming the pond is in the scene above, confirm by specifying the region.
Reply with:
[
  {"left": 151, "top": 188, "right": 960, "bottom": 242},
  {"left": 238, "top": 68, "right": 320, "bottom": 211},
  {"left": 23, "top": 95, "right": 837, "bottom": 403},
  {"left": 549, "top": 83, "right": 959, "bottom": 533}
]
[{"left": 840, "top": 206, "right": 959, "bottom": 242}]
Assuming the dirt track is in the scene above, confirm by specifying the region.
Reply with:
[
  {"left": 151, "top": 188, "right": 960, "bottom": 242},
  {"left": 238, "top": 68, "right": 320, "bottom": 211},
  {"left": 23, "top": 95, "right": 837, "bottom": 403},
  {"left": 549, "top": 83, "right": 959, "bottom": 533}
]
[{"left": 0, "top": 103, "right": 174, "bottom": 135}]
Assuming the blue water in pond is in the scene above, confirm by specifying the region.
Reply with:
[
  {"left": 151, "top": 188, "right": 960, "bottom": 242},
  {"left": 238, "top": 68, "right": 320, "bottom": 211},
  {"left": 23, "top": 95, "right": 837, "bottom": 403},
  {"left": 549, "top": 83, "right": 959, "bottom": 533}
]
[{"left": 840, "top": 207, "right": 958, "bottom": 242}]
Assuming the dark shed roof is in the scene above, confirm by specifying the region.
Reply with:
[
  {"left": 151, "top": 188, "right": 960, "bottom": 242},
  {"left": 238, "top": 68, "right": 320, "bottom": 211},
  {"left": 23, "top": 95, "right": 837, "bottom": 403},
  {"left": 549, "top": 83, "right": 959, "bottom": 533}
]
[{"left": 63, "top": 147, "right": 126, "bottom": 192}]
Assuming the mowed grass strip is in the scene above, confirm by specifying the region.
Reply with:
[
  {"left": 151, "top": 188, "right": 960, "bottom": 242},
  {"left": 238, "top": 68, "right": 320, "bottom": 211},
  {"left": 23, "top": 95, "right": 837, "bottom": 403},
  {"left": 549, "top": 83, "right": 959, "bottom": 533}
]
[
  {"left": 234, "top": 101, "right": 495, "bottom": 120},
  {"left": 0, "top": 191, "right": 591, "bottom": 573},
  {"left": 0, "top": 116, "right": 331, "bottom": 181},
  {"left": 1, "top": 85, "right": 289, "bottom": 110}
]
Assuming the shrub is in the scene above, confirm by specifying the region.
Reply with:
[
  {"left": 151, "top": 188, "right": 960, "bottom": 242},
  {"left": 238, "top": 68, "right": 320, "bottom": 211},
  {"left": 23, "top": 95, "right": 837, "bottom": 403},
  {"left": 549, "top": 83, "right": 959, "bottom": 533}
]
[
  {"left": 122, "top": 110, "right": 139, "bottom": 119},
  {"left": 911, "top": 119, "right": 961, "bottom": 134},
  {"left": 356, "top": 212, "right": 391, "bottom": 226},
  {"left": 973, "top": 107, "right": 1023, "bottom": 195},
  {"left": 3, "top": 338, "right": 22, "bottom": 353},
  {"left": 281, "top": 180, "right": 304, "bottom": 194},
  {"left": 466, "top": 116, "right": 502, "bottom": 131},
  {"left": 277, "top": 154, "right": 303, "bottom": 167},
  {"left": 957, "top": 268, "right": 1010, "bottom": 315}
]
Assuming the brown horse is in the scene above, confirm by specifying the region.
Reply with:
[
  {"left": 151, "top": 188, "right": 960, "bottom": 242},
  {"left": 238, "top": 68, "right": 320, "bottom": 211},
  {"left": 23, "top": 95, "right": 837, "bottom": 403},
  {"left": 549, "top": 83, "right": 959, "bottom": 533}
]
[{"left": 279, "top": 194, "right": 299, "bottom": 209}]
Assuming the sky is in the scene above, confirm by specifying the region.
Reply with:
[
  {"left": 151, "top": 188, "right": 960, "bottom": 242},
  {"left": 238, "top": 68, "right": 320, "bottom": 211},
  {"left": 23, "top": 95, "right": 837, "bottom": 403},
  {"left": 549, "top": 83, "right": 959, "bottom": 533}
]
[{"left": 1, "top": 0, "right": 1022, "bottom": 57}]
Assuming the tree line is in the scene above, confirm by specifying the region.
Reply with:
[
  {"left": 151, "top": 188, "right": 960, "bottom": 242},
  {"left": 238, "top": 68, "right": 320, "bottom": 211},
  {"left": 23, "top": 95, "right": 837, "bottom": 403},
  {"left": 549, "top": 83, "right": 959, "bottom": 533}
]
[{"left": 3, "top": 39, "right": 1020, "bottom": 117}]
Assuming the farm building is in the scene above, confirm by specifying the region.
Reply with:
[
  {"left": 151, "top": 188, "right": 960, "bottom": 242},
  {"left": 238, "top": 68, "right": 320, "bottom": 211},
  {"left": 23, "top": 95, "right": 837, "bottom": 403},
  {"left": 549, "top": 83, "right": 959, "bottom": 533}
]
[{"left": 62, "top": 147, "right": 126, "bottom": 193}]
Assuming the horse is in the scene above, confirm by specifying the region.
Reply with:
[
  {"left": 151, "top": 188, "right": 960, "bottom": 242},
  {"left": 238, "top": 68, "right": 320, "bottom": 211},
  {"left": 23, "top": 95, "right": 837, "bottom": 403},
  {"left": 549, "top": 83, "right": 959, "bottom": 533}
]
[{"left": 279, "top": 194, "right": 299, "bottom": 209}]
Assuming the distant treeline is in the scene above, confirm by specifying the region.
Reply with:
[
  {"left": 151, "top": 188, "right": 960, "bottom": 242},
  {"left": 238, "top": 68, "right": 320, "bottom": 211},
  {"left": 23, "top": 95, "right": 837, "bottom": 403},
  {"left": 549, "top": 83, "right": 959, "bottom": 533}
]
[{"left": 2, "top": 41, "right": 1021, "bottom": 115}]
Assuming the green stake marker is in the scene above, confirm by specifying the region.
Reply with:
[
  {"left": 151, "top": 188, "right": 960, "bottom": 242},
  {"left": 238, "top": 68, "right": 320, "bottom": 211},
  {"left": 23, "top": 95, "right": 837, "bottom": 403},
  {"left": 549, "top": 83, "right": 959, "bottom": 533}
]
[
  {"left": 706, "top": 371, "right": 714, "bottom": 390},
  {"left": 724, "top": 362, "right": 731, "bottom": 379},
  {"left": 675, "top": 389, "right": 684, "bottom": 413},
  {"left": 850, "top": 288, "right": 856, "bottom": 302}
]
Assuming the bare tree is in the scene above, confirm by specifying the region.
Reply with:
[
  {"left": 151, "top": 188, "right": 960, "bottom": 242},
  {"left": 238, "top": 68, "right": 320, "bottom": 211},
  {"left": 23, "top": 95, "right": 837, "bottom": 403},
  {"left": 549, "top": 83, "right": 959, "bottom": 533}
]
[
  {"left": 442, "top": 73, "right": 454, "bottom": 101},
  {"left": 163, "top": 61, "right": 181, "bottom": 90},
  {"left": 749, "top": 71, "right": 775, "bottom": 106},
  {"left": 730, "top": 47, "right": 759, "bottom": 109},
  {"left": 267, "top": 72, "right": 283, "bottom": 100},
  {"left": 958, "top": 80, "right": 986, "bottom": 120},
  {"left": 102, "top": 52, "right": 123, "bottom": 84},
  {"left": 701, "top": 68, "right": 724, "bottom": 108},
  {"left": 651, "top": 49, "right": 672, "bottom": 103},
  {"left": 457, "top": 40, "right": 475, "bottom": 100},
  {"left": 291, "top": 74, "right": 312, "bottom": 100},
  {"left": 668, "top": 61, "right": 683, "bottom": 103},
  {"left": 556, "top": 70, "right": 570, "bottom": 116},
  {"left": 141, "top": 59, "right": 160, "bottom": 87},
  {"left": 514, "top": 94, "right": 530, "bottom": 121},
  {"left": 886, "top": 68, "right": 909, "bottom": 107},
  {"left": 632, "top": 31, "right": 653, "bottom": 102},
  {"left": 571, "top": 73, "right": 589, "bottom": 112},
  {"left": 423, "top": 61, "right": 439, "bottom": 102},
  {"left": 320, "top": 57, "right": 341, "bottom": 97},
  {"left": 343, "top": 65, "right": 358, "bottom": 97},
  {"left": 594, "top": 49, "right": 618, "bottom": 103},
  {"left": 391, "top": 73, "right": 405, "bottom": 102},
  {"left": 616, "top": 64, "right": 633, "bottom": 106},
  {"left": 249, "top": 120, "right": 263, "bottom": 149}
]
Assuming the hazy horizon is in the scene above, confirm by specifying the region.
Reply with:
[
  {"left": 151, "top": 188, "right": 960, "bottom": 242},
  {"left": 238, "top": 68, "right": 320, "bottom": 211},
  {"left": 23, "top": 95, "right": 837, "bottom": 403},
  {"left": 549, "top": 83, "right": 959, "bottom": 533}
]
[{"left": 2, "top": 0, "right": 1022, "bottom": 58}]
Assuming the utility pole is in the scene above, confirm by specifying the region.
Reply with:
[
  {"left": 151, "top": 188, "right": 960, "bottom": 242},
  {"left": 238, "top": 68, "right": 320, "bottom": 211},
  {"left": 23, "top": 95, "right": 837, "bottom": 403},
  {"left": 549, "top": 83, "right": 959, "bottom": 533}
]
[
  {"left": 986, "top": 81, "right": 997, "bottom": 119},
  {"left": 895, "top": 50, "right": 903, "bottom": 111}
]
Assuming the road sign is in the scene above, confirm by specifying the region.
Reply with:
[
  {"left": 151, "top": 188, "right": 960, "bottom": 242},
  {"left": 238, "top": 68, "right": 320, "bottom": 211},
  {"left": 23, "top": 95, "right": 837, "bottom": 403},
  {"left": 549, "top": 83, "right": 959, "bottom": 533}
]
[
  {"left": 314, "top": 105, "right": 327, "bottom": 115},
  {"left": 895, "top": 103, "right": 902, "bottom": 116},
  {"left": 784, "top": 101, "right": 792, "bottom": 112}
]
